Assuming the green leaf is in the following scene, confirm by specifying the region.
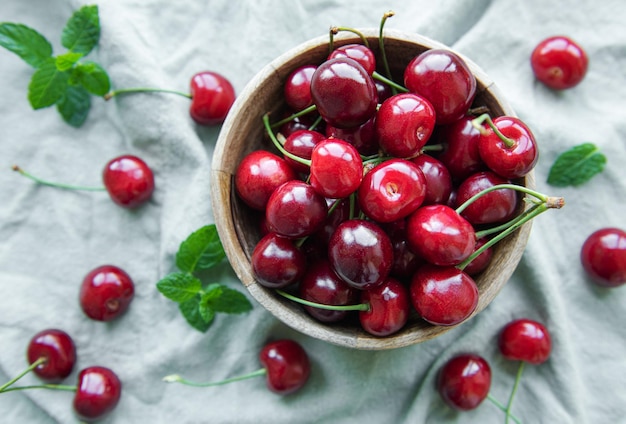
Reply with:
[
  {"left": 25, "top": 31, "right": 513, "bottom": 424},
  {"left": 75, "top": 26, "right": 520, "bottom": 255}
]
[
  {"left": 0, "top": 22, "right": 53, "bottom": 68},
  {"left": 28, "top": 59, "right": 69, "bottom": 109},
  {"left": 179, "top": 295, "right": 214, "bottom": 332},
  {"left": 56, "top": 85, "right": 91, "bottom": 127},
  {"left": 547, "top": 143, "right": 607, "bottom": 187},
  {"left": 156, "top": 272, "right": 203, "bottom": 303},
  {"left": 61, "top": 5, "right": 100, "bottom": 55},
  {"left": 73, "top": 61, "right": 110, "bottom": 96},
  {"left": 203, "top": 283, "right": 253, "bottom": 314},
  {"left": 55, "top": 52, "right": 83, "bottom": 71},
  {"left": 176, "top": 225, "right": 226, "bottom": 274}
]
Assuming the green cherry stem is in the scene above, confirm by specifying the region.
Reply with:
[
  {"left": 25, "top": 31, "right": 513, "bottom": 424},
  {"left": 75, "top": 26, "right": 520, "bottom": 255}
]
[
  {"left": 505, "top": 362, "right": 526, "bottom": 424},
  {"left": 471, "top": 113, "right": 515, "bottom": 148},
  {"left": 378, "top": 10, "right": 396, "bottom": 95},
  {"left": 0, "top": 383, "right": 76, "bottom": 394},
  {"left": 371, "top": 71, "right": 409, "bottom": 93},
  {"left": 163, "top": 368, "right": 267, "bottom": 388},
  {"left": 263, "top": 114, "right": 311, "bottom": 168},
  {"left": 487, "top": 394, "right": 523, "bottom": 424},
  {"left": 276, "top": 289, "right": 370, "bottom": 312},
  {"left": 104, "top": 87, "right": 191, "bottom": 101},
  {"left": 329, "top": 26, "right": 370, "bottom": 50},
  {"left": 0, "top": 357, "right": 46, "bottom": 393},
  {"left": 269, "top": 105, "right": 318, "bottom": 129},
  {"left": 12, "top": 165, "right": 106, "bottom": 191},
  {"left": 455, "top": 183, "right": 553, "bottom": 215}
]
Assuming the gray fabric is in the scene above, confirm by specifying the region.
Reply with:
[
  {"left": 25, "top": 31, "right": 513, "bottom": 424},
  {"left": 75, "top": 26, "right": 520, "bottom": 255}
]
[{"left": 1, "top": 0, "right": 625, "bottom": 423}]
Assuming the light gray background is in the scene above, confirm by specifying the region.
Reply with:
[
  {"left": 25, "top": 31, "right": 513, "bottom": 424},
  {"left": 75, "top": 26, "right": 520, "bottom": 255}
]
[{"left": 1, "top": 0, "right": 625, "bottom": 423}]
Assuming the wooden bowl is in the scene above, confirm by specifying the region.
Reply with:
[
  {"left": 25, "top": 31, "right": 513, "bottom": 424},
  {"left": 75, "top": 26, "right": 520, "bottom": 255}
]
[{"left": 211, "top": 29, "right": 534, "bottom": 350}]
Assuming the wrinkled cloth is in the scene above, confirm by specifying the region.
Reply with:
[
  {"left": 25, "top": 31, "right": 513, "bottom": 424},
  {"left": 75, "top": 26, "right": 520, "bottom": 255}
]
[{"left": 1, "top": 0, "right": 625, "bottom": 423}]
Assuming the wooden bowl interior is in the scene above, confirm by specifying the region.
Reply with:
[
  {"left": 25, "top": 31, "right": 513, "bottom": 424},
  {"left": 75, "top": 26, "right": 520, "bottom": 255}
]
[{"left": 211, "top": 29, "right": 533, "bottom": 350}]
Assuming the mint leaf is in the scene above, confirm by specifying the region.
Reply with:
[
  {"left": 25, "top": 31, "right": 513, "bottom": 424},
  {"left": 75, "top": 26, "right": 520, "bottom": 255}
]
[
  {"left": 74, "top": 61, "right": 110, "bottom": 96},
  {"left": 0, "top": 23, "right": 52, "bottom": 68},
  {"left": 199, "top": 286, "right": 222, "bottom": 322},
  {"left": 156, "top": 272, "right": 202, "bottom": 303},
  {"left": 61, "top": 5, "right": 100, "bottom": 55},
  {"left": 179, "top": 295, "right": 213, "bottom": 332},
  {"left": 28, "top": 59, "right": 69, "bottom": 109},
  {"left": 57, "top": 85, "right": 91, "bottom": 127},
  {"left": 547, "top": 143, "right": 607, "bottom": 187},
  {"left": 55, "top": 52, "right": 83, "bottom": 71},
  {"left": 176, "top": 225, "right": 226, "bottom": 273},
  {"left": 208, "top": 285, "right": 253, "bottom": 314}
]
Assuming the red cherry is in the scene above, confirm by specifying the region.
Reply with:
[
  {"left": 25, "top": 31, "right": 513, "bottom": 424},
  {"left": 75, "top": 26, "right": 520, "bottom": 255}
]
[
  {"left": 411, "top": 154, "right": 453, "bottom": 205},
  {"left": 455, "top": 171, "right": 518, "bottom": 225},
  {"left": 283, "top": 65, "right": 317, "bottom": 111},
  {"left": 531, "top": 36, "right": 588, "bottom": 90},
  {"left": 328, "top": 44, "right": 376, "bottom": 75},
  {"left": 499, "top": 318, "right": 552, "bottom": 364},
  {"left": 259, "top": 340, "right": 311, "bottom": 395},
  {"left": 462, "top": 237, "right": 493, "bottom": 276},
  {"left": 189, "top": 71, "right": 236, "bottom": 125},
  {"left": 435, "top": 116, "right": 486, "bottom": 183},
  {"left": 325, "top": 116, "right": 379, "bottom": 156},
  {"left": 580, "top": 227, "right": 626, "bottom": 287},
  {"left": 282, "top": 129, "right": 325, "bottom": 174},
  {"left": 73, "top": 366, "right": 122, "bottom": 422},
  {"left": 79, "top": 265, "right": 135, "bottom": 321},
  {"left": 251, "top": 233, "right": 306, "bottom": 288},
  {"left": 26, "top": 329, "right": 76, "bottom": 383},
  {"left": 102, "top": 155, "right": 154, "bottom": 208},
  {"left": 437, "top": 353, "right": 491, "bottom": 411},
  {"left": 309, "top": 138, "right": 363, "bottom": 199},
  {"left": 359, "top": 277, "right": 410, "bottom": 337}
]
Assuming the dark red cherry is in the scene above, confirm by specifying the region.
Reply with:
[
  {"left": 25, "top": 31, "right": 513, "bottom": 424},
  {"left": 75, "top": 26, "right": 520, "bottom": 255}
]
[
  {"left": 411, "top": 154, "right": 453, "bottom": 205},
  {"left": 406, "top": 204, "right": 476, "bottom": 267},
  {"left": 27, "top": 329, "right": 76, "bottom": 383},
  {"left": 259, "top": 339, "right": 310, "bottom": 395},
  {"left": 325, "top": 115, "right": 379, "bottom": 156},
  {"left": 189, "top": 71, "right": 236, "bottom": 125},
  {"left": 404, "top": 49, "right": 476, "bottom": 125},
  {"left": 410, "top": 265, "right": 478, "bottom": 326},
  {"left": 499, "top": 318, "right": 552, "bottom": 365},
  {"left": 357, "top": 159, "right": 426, "bottom": 223},
  {"left": 235, "top": 150, "right": 297, "bottom": 211},
  {"left": 73, "top": 366, "right": 122, "bottom": 422},
  {"left": 455, "top": 171, "right": 518, "bottom": 225},
  {"left": 265, "top": 180, "right": 328, "bottom": 239},
  {"left": 309, "top": 138, "right": 363, "bottom": 199},
  {"left": 375, "top": 79, "right": 393, "bottom": 103},
  {"left": 283, "top": 65, "right": 317, "bottom": 111},
  {"left": 435, "top": 116, "right": 486, "bottom": 183},
  {"left": 102, "top": 155, "right": 154, "bottom": 208},
  {"left": 359, "top": 277, "right": 410, "bottom": 337},
  {"left": 299, "top": 259, "right": 358, "bottom": 323},
  {"left": 328, "top": 43, "right": 376, "bottom": 75},
  {"left": 437, "top": 353, "right": 491, "bottom": 411},
  {"left": 531, "top": 36, "right": 588, "bottom": 90},
  {"left": 79, "top": 265, "right": 134, "bottom": 322},
  {"left": 386, "top": 221, "right": 425, "bottom": 280},
  {"left": 283, "top": 129, "right": 325, "bottom": 174},
  {"left": 328, "top": 219, "right": 393, "bottom": 290},
  {"left": 462, "top": 237, "right": 493, "bottom": 276},
  {"left": 580, "top": 227, "right": 626, "bottom": 287},
  {"left": 310, "top": 57, "right": 378, "bottom": 129},
  {"left": 278, "top": 112, "right": 324, "bottom": 138},
  {"left": 252, "top": 233, "right": 306, "bottom": 288},
  {"left": 376, "top": 93, "right": 436, "bottom": 158}
]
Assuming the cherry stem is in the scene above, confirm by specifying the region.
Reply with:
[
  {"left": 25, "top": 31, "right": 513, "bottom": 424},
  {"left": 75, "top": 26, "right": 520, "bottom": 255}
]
[
  {"left": 329, "top": 26, "right": 370, "bottom": 51},
  {"left": 12, "top": 165, "right": 106, "bottom": 192},
  {"left": 276, "top": 289, "right": 370, "bottom": 312},
  {"left": 104, "top": 87, "right": 192, "bottom": 101},
  {"left": 471, "top": 113, "right": 515, "bottom": 148},
  {"left": 308, "top": 115, "right": 323, "bottom": 131},
  {"left": 455, "top": 184, "right": 553, "bottom": 215},
  {"left": 487, "top": 394, "right": 523, "bottom": 424},
  {"left": 0, "top": 357, "right": 46, "bottom": 393},
  {"left": 371, "top": 71, "right": 408, "bottom": 93},
  {"left": 270, "top": 104, "right": 317, "bottom": 129},
  {"left": 378, "top": 10, "right": 396, "bottom": 95},
  {"left": 420, "top": 143, "right": 445, "bottom": 153},
  {"left": 162, "top": 368, "right": 267, "bottom": 387},
  {"left": 0, "top": 383, "right": 76, "bottom": 394},
  {"left": 505, "top": 361, "right": 525, "bottom": 424},
  {"left": 263, "top": 114, "right": 312, "bottom": 167},
  {"left": 474, "top": 202, "right": 543, "bottom": 239}
]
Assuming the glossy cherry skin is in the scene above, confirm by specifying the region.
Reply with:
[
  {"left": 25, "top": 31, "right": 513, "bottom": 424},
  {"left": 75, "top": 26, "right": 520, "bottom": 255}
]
[
  {"left": 325, "top": 116, "right": 379, "bottom": 156},
  {"left": 252, "top": 233, "right": 306, "bottom": 288},
  {"left": 437, "top": 354, "right": 491, "bottom": 411},
  {"left": 411, "top": 154, "right": 453, "bottom": 205},
  {"left": 404, "top": 49, "right": 476, "bottom": 125},
  {"left": 328, "top": 219, "right": 393, "bottom": 290},
  {"left": 455, "top": 171, "right": 518, "bottom": 225},
  {"left": 376, "top": 93, "right": 436, "bottom": 158},
  {"left": 580, "top": 227, "right": 626, "bottom": 287},
  {"left": 309, "top": 138, "right": 363, "bottom": 199},
  {"left": 189, "top": 71, "right": 236, "bottom": 125},
  {"left": 283, "top": 129, "right": 325, "bottom": 174},
  {"left": 310, "top": 57, "right": 378, "bottom": 129},
  {"left": 328, "top": 44, "right": 376, "bottom": 75},
  {"left": 102, "top": 155, "right": 154, "bottom": 208},
  {"left": 359, "top": 277, "right": 410, "bottom": 337},
  {"left": 410, "top": 265, "right": 478, "bottom": 326},
  {"left": 235, "top": 150, "right": 297, "bottom": 211},
  {"left": 463, "top": 237, "right": 493, "bottom": 276},
  {"left": 477, "top": 116, "right": 539, "bottom": 179},
  {"left": 531, "top": 36, "right": 588, "bottom": 90},
  {"left": 406, "top": 205, "right": 476, "bottom": 267},
  {"left": 73, "top": 366, "right": 122, "bottom": 422},
  {"left": 499, "top": 318, "right": 552, "bottom": 365},
  {"left": 259, "top": 339, "right": 310, "bottom": 395},
  {"left": 284, "top": 65, "right": 317, "bottom": 111},
  {"left": 435, "top": 116, "right": 486, "bottom": 183},
  {"left": 385, "top": 220, "right": 425, "bottom": 280},
  {"left": 80, "top": 265, "right": 134, "bottom": 321},
  {"left": 27, "top": 329, "right": 76, "bottom": 383},
  {"left": 299, "top": 259, "right": 358, "bottom": 323},
  {"left": 358, "top": 159, "right": 427, "bottom": 223},
  {"left": 265, "top": 180, "right": 328, "bottom": 239}
]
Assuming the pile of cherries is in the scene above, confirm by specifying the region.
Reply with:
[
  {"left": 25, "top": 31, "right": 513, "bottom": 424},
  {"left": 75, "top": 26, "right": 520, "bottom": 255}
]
[{"left": 234, "top": 28, "right": 558, "bottom": 338}]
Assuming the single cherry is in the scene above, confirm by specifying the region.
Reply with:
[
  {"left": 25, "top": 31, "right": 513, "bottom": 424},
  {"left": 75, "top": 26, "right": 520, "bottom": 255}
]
[
  {"left": 437, "top": 353, "right": 491, "bottom": 411},
  {"left": 411, "top": 154, "right": 453, "bottom": 205},
  {"left": 103, "top": 155, "right": 155, "bottom": 208},
  {"left": 498, "top": 318, "right": 552, "bottom": 365},
  {"left": 309, "top": 138, "right": 363, "bottom": 199},
  {"left": 434, "top": 116, "right": 486, "bottom": 183},
  {"left": 530, "top": 36, "right": 588, "bottom": 90},
  {"left": 189, "top": 71, "right": 236, "bottom": 125},
  {"left": 283, "top": 65, "right": 317, "bottom": 111},
  {"left": 79, "top": 265, "right": 135, "bottom": 321},
  {"left": 282, "top": 129, "right": 325, "bottom": 174},
  {"left": 580, "top": 227, "right": 626, "bottom": 287},
  {"left": 462, "top": 237, "right": 493, "bottom": 276},
  {"left": 73, "top": 366, "right": 122, "bottom": 422},
  {"left": 325, "top": 115, "right": 379, "bottom": 156},
  {"left": 27, "top": 329, "right": 77, "bottom": 383},
  {"left": 251, "top": 233, "right": 307, "bottom": 288},
  {"left": 455, "top": 171, "right": 518, "bottom": 225},
  {"left": 359, "top": 277, "right": 410, "bottom": 337},
  {"left": 328, "top": 43, "right": 376, "bottom": 75}
]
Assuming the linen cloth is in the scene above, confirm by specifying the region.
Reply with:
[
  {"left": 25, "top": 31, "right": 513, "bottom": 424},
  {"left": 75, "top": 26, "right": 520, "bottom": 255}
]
[{"left": 1, "top": 0, "right": 625, "bottom": 423}]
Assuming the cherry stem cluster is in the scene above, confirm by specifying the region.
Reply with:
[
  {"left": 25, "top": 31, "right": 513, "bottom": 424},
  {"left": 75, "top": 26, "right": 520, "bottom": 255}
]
[
  {"left": 0, "top": 358, "right": 76, "bottom": 394},
  {"left": 471, "top": 113, "right": 515, "bottom": 148},
  {"left": 12, "top": 165, "right": 106, "bottom": 191},
  {"left": 104, "top": 87, "right": 191, "bottom": 101},
  {"left": 486, "top": 394, "right": 523, "bottom": 424},
  {"left": 163, "top": 368, "right": 267, "bottom": 388}
]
